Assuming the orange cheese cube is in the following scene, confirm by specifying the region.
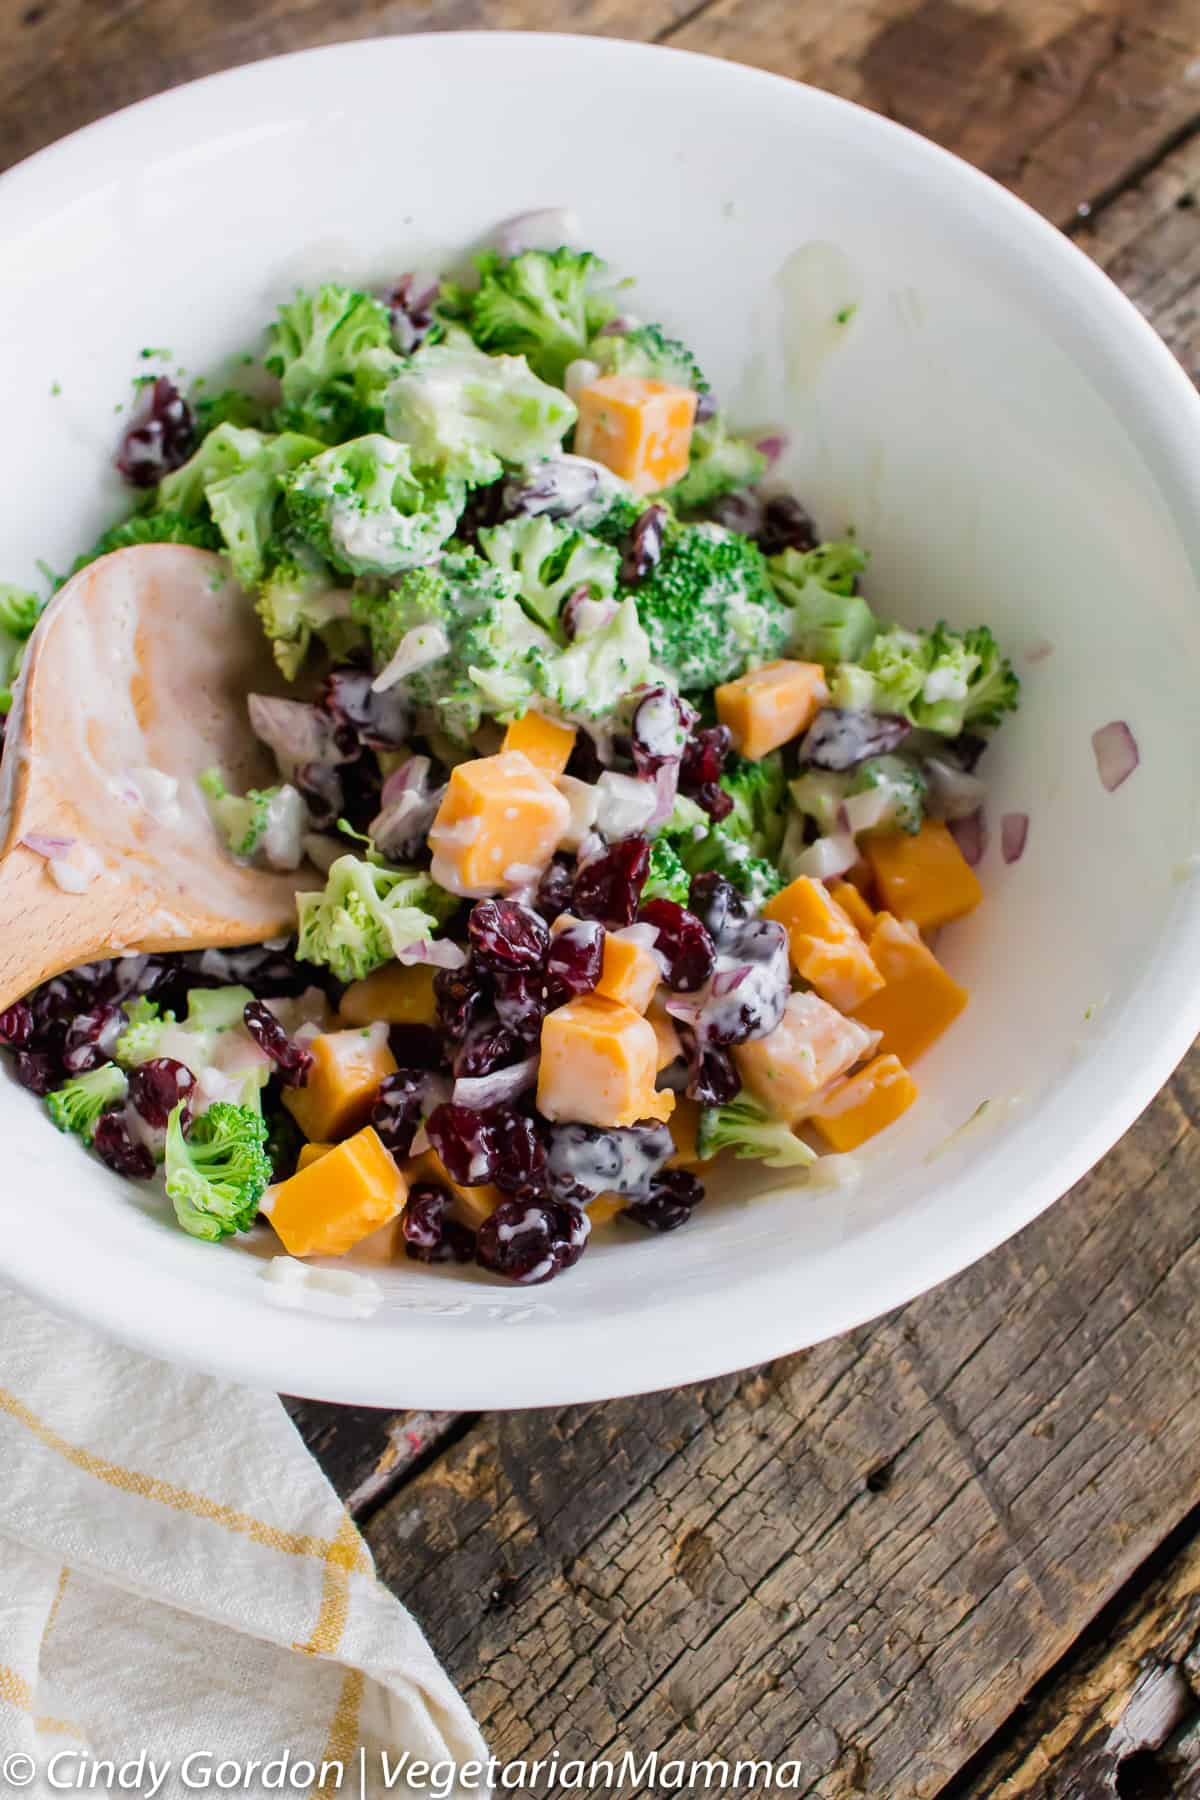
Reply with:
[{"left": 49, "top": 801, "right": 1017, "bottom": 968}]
[
  {"left": 283, "top": 1026, "right": 397, "bottom": 1142},
  {"left": 501, "top": 711, "right": 576, "bottom": 777},
  {"left": 265, "top": 1126, "right": 406, "bottom": 1258},
  {"left": 586, "top": 1193, "right": 626, "bottom": 1226},
  {"left": 596, "top": 928, "right": 662, "bottom": 1013},
  {"left": 404, "top": 1147, "right": 501, "bottom": 1231},
  {"left": 296, "top": 1141, "right": 334, "bottom": 1172},
  {"left": 734, "top": 991, "right": 877, "bottom": 1124},
  {"left": 861, "top": 818, "right": 982, "bottom": 932},
  {"left": 829, "top": 878, "right": 876, "bottom": 939},
  {"left": 851, "top": 913, "right": 967, "bottom": 1063},
  {"left": 667, "top": 1096, "right": 715, "bottom": 1169},
  {"left": 428, "top": 750, "right": 570, "bottom": 899},
  {"left": 808, "top": 1053, "right": 919, "bottom": 1152},
  {"left": 538, "top": 993, "right": 674, "bottom": 1128},
  {"left": 574, "top": 374, "right": 698, "bottom": 495},
  {"left": 339, "top": 962, "right": 437, "bottom": 1028},
  {"left": 715, "top": 661, "right": 828, "bottom": 760},
  {"left": 763, "top": 876, "right": 884, "bottom": 1013},
  {"left": 647, "top": 994, "right": 683, "bottom": 1071}
]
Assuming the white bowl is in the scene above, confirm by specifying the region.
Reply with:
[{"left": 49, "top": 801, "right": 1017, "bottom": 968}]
[{"left": 3, "top": 34, "right": 1200, "bottom": 1408}]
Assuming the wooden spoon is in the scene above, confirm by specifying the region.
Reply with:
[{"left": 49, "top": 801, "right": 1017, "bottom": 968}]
[{"left": 0, "top": 544, "right": 316, "bottom": 1013}]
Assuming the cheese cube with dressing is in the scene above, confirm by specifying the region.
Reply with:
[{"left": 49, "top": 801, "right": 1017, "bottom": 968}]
[
  {"left": 428, "top": 750, "right": 570, "bottom": 898},
  {"left": 715, "top": 661, "right": 828, "bottom": 760},
  {"left": 502, "top": 711, "right": 577, "bottom": 777},
  {"left": 574, "top": 375, "right": 698, "bottom": 495},
  {"left": 282, "top": 1026, "right": 397, "bottom": 1142},
  {"left": 596, "top": 927, "right": 662, "bottom": 1013},
  {"left": 538, "top": 994, "right": 675, "bottom": 1128},
  {"left": 265, "top": 1126, "right": 406, "bottom": 1258},
  {"left": 734, "top": 991, "right": 877, "bottom": 1124}
]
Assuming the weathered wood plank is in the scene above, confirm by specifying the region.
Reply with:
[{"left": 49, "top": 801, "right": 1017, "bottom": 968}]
[
  {"left": 284, "top": 1400, "right": 464, "bottom": 1515},
  {"left": 363, "top": 1054, "right": 1200, "bottom": 1799}
]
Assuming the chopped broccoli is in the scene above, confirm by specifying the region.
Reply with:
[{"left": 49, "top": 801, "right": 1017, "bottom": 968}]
[
  {"left": 837, "top": 621, "right": 1019, "bottom": 737},
  {"left": 661, "top": 792, "right": 709, "bottom": 839},
  {"left": 156, "top": 422, "right": 271, "bottom": 518},
  {"left": 478, "top": 515, "right": 618, "bottom": 632},
  {"left": 383, "top": 342, "right": 577, "bottom": 483},
  {"left": 255, "top": 539, "right": 350, "bottom": 679},
  {"left": 114, "top": 996, "right": 175, "bottom": 1067},
  {"left": 537, "top": 595, "right": 658, "bottom": 722},
  {"left": 768, "top": 541, "right": 876, "bottom": 665},
  {"left": 641, "top": 836, "right": 691, "bottom": 904},
  {"left": 848, "top": 754, "right": 926, "bottom": 835},
  {"left": 678, "top": 822, "right": 785, "bottom": 908},
  {"left": 265, "top": 283, "right": 394, "bottom": 443},
  {"left": 948, "top": 626, "right": 1021, "bottom": 732},
  {"left": 204, "top": 430, "right": 325, "bottom": 586},
  {"left": 164, "top": 1100, "right": 273, "bottom": 1242},
  {"left": 192, "top": 387, "right": 271, "bottom": 435},
  {"left": 719, "top": 752, "right": 787, "bottom": 860},
  {"left": 788, "top": 768, "right": 851, "bottom": 836},
  {"left": 696, "top": 1091, "right": 816, "bottom": 1169},
  {"left": 0, "top": 585, "right": 41, "bottom": 638},
  {"left": 198, "top": 769, "right": 305, "bottom": 868},
  {"left": 70, "top": 509, "right": 222, "bottom": 576},
  {"left": 296, "top": 853, "right": 457, "bottom": 982},
  {"left": 185, "top": 986, "right": 257, "bottom": 1033},
  {"left": 46, "top": 1063, "right": 128, "bottom": 1140},
  {"left": 589, "top": 321, "right": 709, "bottom": 395},
  {"left": 630, "top": 521, "right": 788, "bottom": 691},
  {"left": 666, "top": 416, "right": 766, "bottom": 514},
  {"left": 283, "top": 435, "right": 465, "bottom": 579},
  {"left": 585, "top": 491, "right": 649, "bottom": 547},
  {"left": 445, "top": 248, "right": 614, "bottom": 386}
]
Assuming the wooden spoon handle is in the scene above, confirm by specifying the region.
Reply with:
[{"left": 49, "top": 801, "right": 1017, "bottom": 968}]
[{"left": 0, "top": 845, "right": 139, "bottom": 1014}]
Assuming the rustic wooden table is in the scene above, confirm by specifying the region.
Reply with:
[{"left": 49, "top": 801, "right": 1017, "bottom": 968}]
[{"left": 6, "top": 3, "right": 1200, "bottom": 1793}]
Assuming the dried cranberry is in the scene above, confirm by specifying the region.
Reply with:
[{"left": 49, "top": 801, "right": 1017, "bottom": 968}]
[
  {"left": 242, "top": 1000, "right": 313, "bottom": 1088},
  {"left": 573, "top": 837, "right": 650, "bottom": 928},
  {"left": 493, "top": 970, "right": 550, "bottom": 1039},
  {"left": 684, "top": 1039, "right": 739, "bottom": 1106},
  {"left": 176, "top": 942, "right": 316, "bottom": 1002},
  {"left": 387, "top": 273, "right": 440, "bottom": 354},
  {"left": 619, "top": 504, "right": 667, "bottom": 585},
  {"left": 468, "top": 898, "right": 549, "bottom": 973},
  {"left": 387, "top": 1023, "right": 445, "bottom": 1070},
  {"left": 62, "top": 1004, "right": 122, "bottom": 1076},
  {"left": 638, "top": 899, "right": 715, "bottom": 991},
  {"left": 372, "top": 1071, "right": 432, "bottom": 1159},
  {"left": 93, "top": 1110, "right": 155, "bottom": 1180},
  {"left": 0, "top": 1001, "right": 34, "bottom": 1048},
  {"left": 502, "top": 459, "right": 601, "bottom": 523},
  {"left": 489, "top": 1109, "right": 548, "bottom": 1195},
  {"left": 402, "top": 1181, "right": 476, "bottom": 1264},
  {"left": 624, "top": 1168, "right": 704, "bottom": 1232},
  {"left": 695, "top": 920, "right": 790, "bottom": 1046},
  {"left": 799, "top": 708, "right": 910, "bottom": 771},
  {"left": 545, "top": 918, "right": 603, "bottom": 1003},
  {"left": 427, "top": 1102, "right": 497, "bottom": 1186},
  {"left": 708, "top": 490, "right": 765, "bottom": 538},
  {"left": 454, "top": 480, "right": 510, "bottom": 548},
  {"left": 687, "top": 873, "right": 750, "bottom": 949},
  {"left": 563, "top": 731, "right": 605, "bottom": 785},
  {"left": 320, "top": 665, "right": 410, "bottom": 752},
  {"left": 434, "top": 964, "right": 491, "bottom": 1041},
  {"left": 476, "top": 1196, "right": 589, "bottom": 1284},
  {"left": 630, "top": 686, "right": 692, "bottom": 777},
  {"left": 295, "top": 761, "right": 343, "bottom": 831},
  {"left": 757, "top": 494, "right": 819, "bottom": 556},
  {"left": 533, "top": 856, "right": 575, "bottom": 923},
  {"left": 544, "top": 1120, "right": 674, "bottom": 1205},
  {"left": 13, "top": 1050, "right": 59, "bottom": 1095},
  {"left": 453, "top": 1018, "right": 523, "bottom": 1079},
  {"left": 561, "top": 586, "right": 610, "bottom": 640},
  {"left": 115, "top": 377, "right": 195, "bottom": 487},
  {"left": 694, "top": 390, "right": 718, "bottom": 424},
  {"left": 127, "top": 1058, "right": 196, "bottom": 1130},
  {"left": 680, "top": 725, "right": 734, "bottom": 820}
]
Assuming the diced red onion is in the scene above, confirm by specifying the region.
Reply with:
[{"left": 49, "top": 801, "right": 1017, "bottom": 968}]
[
  {"left": 1000, "top": 812, "right": 1029, "bottom": 864},
  {"left": 710, "top": 964, "right": 749, "bottom": 999},
  {"left": 597, "top": 316, "right": 635, "bottom": 337},
  {"left": 248, "top": 695, "right": 343, "bottom": 774},
  {"left": 452, "top": 1055, "right": 539, "bottom": 1110},
  {"left": 493, "top": 207, "right": 579, "bottom": 256},
  {"left": 791, "top": 832, "right": 859, "bottom": 880},
  {"left": 756, "top": 433, "right": 789, "bottom": 468},
  {"left": 22, "top": 832, "right": 76, "bottom": 858},
  {"left": 949, "top": 807, "right": 987, "bottom": 867},
  {"left": 371, "top": 756, "right": 445, "bottom": 861},
  {"left": 1092, "top": 720, "right": 1139, "bottom": 792},
  {"left": 647, "top": 760, "right": 681, "bottom": 830},
  {"left": 923, "top": 757, "right": 988, "bottom": 823},
  {"left": 396, "top": 937, "right": 468, "bottom": 971},
  {"left": 663, "top": 992, "right": 706, "bottom": 1031}
]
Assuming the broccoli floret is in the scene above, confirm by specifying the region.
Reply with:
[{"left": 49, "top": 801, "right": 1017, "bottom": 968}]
[
  {"left": 678, "top": 823, "right": 784, "bottom": 908},
  {"left": 537, "top": 596, "right": 658, "bottom": 722},
  {"left": 156, "top": 422, "right": 271, "bottom": 518},
  {"left": 641, "top": 836, "right": 691, "bottom": 904},
  {"left": 630, "top": 522, "right": 788, "bottom": 691},
  {"left": 589, "top": 321, "right": 709, "bottom": 395},
  {"left": 296, "top": 853, "right": 456, "bottom": 983},
  {"left": 164, "top": 1100, "right": 273, "bottom": 1242},
  {"left": 185, "top": 986, "right": 257, "bottom": 1033},
  {"left": 447, "top": 248, "right": 614, "bottom": 386},
  {"left": 719, "top": 753, "right": 786, "bottom": 860},
  {"left": 70, "top": 509, "right": 222, "bottom": 576},
  {"left": 849, "top": 754, "right": 926, "bottom": 835},
  {"left": 768, "top": 541, "right": 876, "bottom": 665},
  {"left": 585, "top": 491, "right": 649, "bottom": 546},
  {"left": 265, "top": 283, "right": 394, "bottom": 443},
  {"left": 0, "top": 585, "right": 41, "bottom": 639},
  {"left": 114, "top": 996, "right": 178, "bottom": 1067},
  {"left": 255, "top": 539, "right": 350, "bottom": 679},
  {"left": 954, "top": 626, "right": 1021, "bottom": 732},
  {"left": 198, "top": 769, "right": 305, "bottom": 868},
  {"left": 284, "top": 435, "right": 465, "bottom": 579},
  {"left": 46, "top": 1063, "right": 128, "bottom": 1140},
  {"left": 478, "top": 515, "right": 618, "bottom": 632},
  {"left": 788, "top": 768, "right": 851, "bottom": 836},
  {"left": 192, "top": 387, "right": 271, "bottom": 435},
  {"left": 204, "top": 431, "right": 326, "bottom": 586},
  {"left": 383, "top": 342, "right": 577, "bottom": 483},
  {"left": 666, "top": 416, "right": 767, "bottom": 514},
  {"left": 837, "top": 621, "right": 1019, "bottom": 737},
  {"left": 696, "top": 1091, "right": 816, "bottom": 1169}
]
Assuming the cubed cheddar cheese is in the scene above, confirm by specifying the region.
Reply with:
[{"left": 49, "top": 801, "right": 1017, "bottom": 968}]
[
  {"left": 647, "top": 993, "right": 683, "bottom": 1071},
  {"left": 808, "top": 1053, "right": 919, "bottom": 1152},
  {"left": 265, "top": 1126, "right": 406, "bottom": 1258},
  {"left": 667, "top": 1096, "right": 714, "bottom": 1169},
  {"left": 851, "top": 913, "right": 967, "bottom": 1064},
  {"left": 596, "top": 928, "right": 662, "bottom": 1013},
  {"left": 404, "top": 1147, "right": 501, "bottom": 1231},
  {"left": 282, "top": 1026, "right": 397, "bottom": 1143},
  {"left": 829, "top": 878, "right": 877, "bottom": 939},
  {"left": 574, "top": 374, "right": 698, "bottom": 495},
  {"left": 339, "top": 962, "right": 437, "bottom": 1028},
  {"left": 715, "top": 661, "right": 828, "bottom": 760},
  {"left": 538, "top": 994, "right": 674, "bottom": 1128},
  {"left": 763, "top": 876, "right": 884, "bottom": 1013},
  {"left": 296, "top": 1141, "right": 334, "bottom": 1172},
  {"left": 861, "top": 818, "right": 982, "bottom": 932},
  {"left": 428, "top": 750, "right": 570, "bottom": 899},
  {"left": 586, "top": 1193, "right": 627, "bottom": 1226},
  {"left": 734, "top": 991, "right": 877, "bottom": 1124},
  {"left": 501, "top": 711, "right": 576, "bottom": 778}
]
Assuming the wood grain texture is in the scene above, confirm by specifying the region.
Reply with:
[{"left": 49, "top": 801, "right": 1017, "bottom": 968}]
[{"left": 284, "top": 1399, "right": 465, "bottom": 1515}]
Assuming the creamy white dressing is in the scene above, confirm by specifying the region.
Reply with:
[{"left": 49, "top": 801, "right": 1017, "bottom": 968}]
[{"left": 259, "top": 1256, "right": 383, "bottom": 1320}]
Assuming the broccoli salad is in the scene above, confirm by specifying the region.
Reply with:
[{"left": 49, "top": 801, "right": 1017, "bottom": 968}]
[{"left": 0, "top": 226, "right": 1019, "bottom": 1286}]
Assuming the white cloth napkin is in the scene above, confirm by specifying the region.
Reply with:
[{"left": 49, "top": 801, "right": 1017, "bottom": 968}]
[{"left": 0, "top": 1285, "right": 489, "bottom": 1800}]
